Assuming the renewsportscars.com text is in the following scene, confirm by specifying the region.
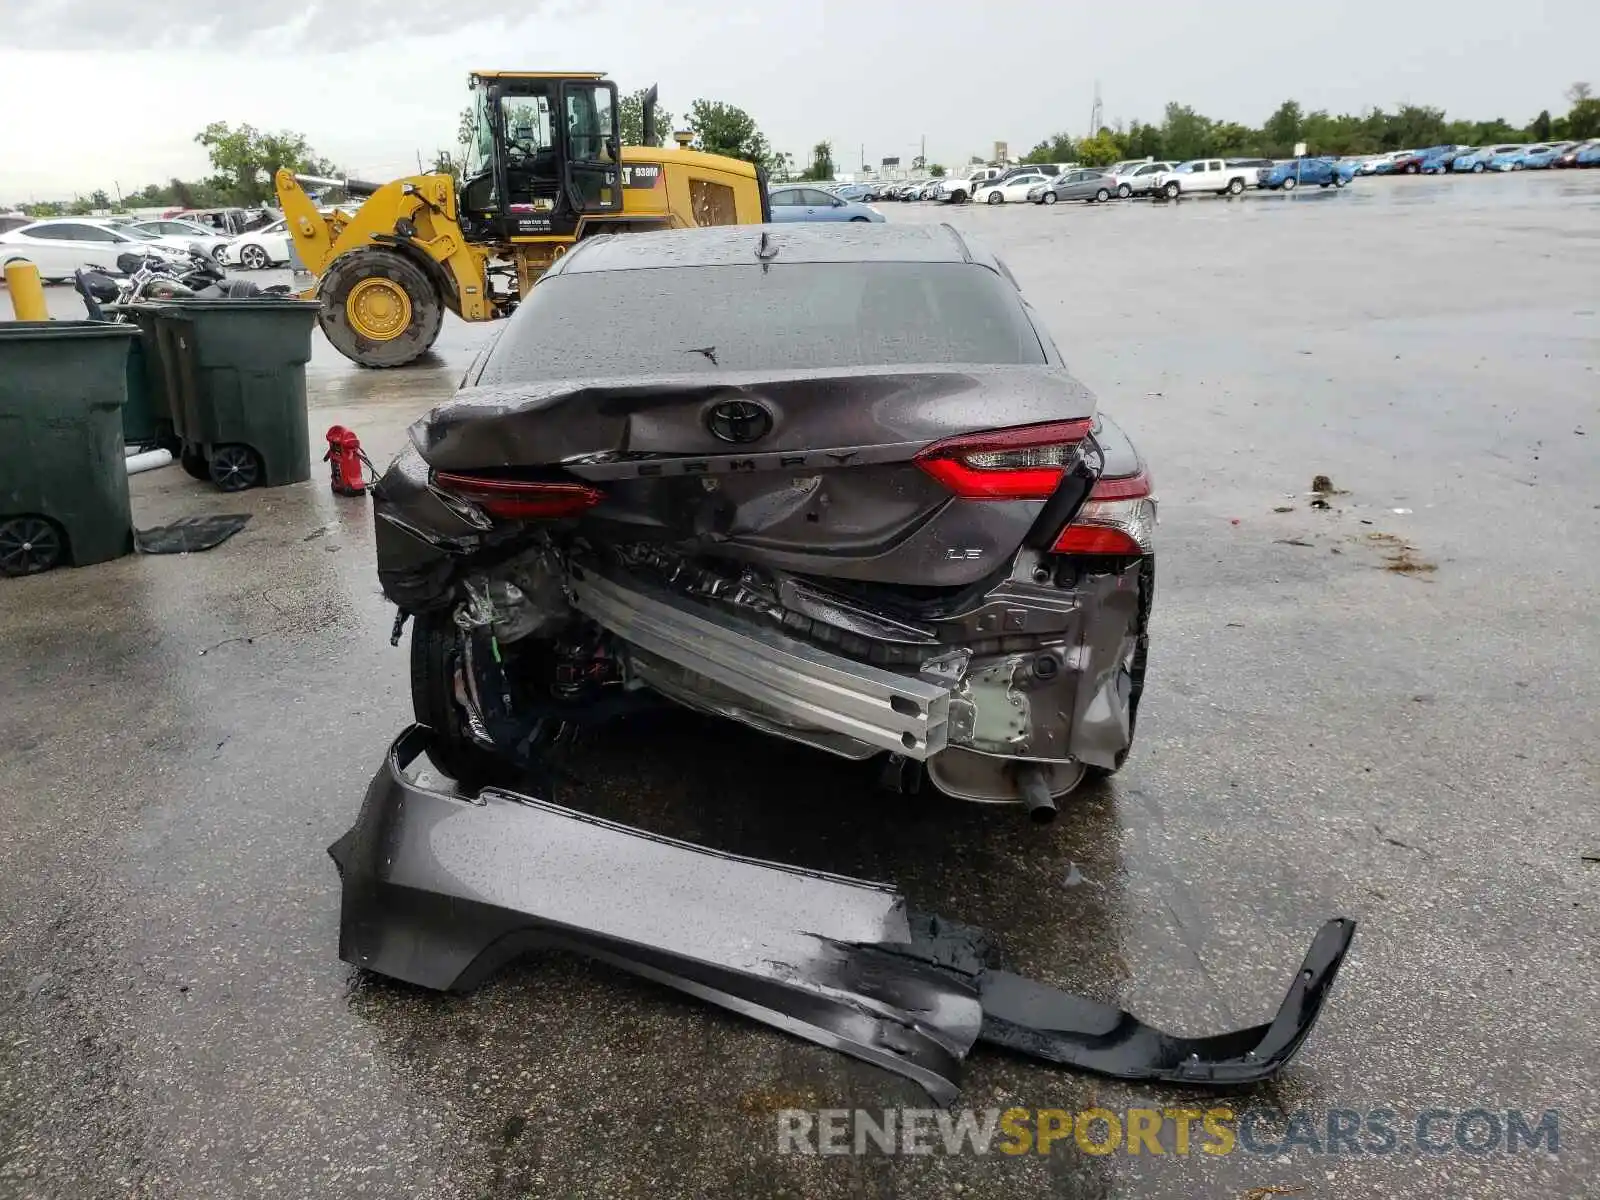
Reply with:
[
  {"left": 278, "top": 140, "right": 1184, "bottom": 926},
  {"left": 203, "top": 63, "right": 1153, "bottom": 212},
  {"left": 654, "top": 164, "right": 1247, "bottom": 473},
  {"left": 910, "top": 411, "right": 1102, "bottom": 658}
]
[{"left": 777, "top": 1106, "right": 1561, "bottom": 1158}]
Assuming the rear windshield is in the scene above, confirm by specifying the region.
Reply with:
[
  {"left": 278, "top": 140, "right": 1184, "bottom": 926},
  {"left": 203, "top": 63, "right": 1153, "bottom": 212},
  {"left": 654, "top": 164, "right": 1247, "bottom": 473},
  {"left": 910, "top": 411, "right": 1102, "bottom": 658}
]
[{"left": 478, "top": 262, "right": 1046, "bottom": 383}]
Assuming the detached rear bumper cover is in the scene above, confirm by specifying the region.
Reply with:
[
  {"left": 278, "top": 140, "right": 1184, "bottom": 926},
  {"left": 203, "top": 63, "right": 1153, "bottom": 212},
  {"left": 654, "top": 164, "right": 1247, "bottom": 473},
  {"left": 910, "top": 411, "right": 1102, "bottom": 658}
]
[{"left": 330, "top": 727, "right": 1356, "bottom": 1101}]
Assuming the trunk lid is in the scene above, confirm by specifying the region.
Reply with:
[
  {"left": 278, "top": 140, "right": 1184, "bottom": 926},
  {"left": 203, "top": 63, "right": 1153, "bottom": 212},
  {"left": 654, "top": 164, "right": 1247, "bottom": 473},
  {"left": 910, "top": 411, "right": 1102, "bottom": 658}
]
[{"left": 414, "top": 365, "right": 1098, "bottom": 587}]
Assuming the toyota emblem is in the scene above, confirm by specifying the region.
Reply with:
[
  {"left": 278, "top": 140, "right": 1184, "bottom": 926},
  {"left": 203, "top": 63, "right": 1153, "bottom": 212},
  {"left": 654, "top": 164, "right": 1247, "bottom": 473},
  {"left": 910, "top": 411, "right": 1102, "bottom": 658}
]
[{"left": 706, "top": 400, "right": 774, "bottom": 445}]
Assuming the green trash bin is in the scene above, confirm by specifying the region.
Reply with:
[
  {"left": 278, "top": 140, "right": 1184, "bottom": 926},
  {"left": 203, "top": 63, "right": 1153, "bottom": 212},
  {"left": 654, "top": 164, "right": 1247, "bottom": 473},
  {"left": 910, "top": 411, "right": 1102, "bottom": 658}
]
[
  {"left": 0, "top": 321, "right": 138, "bottom": 576},
  {"left": 152, "top": 298, "right": 321, "bottom": 492},
  {"left": 122, "top": 305, "right": 178, "bottom": 451}
]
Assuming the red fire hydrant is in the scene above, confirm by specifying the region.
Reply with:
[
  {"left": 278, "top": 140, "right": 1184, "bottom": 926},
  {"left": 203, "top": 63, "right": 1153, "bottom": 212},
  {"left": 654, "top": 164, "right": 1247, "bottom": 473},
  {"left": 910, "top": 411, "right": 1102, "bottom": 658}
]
[{"left": 323, "top": 425, "right": 373, "bottom": 496}]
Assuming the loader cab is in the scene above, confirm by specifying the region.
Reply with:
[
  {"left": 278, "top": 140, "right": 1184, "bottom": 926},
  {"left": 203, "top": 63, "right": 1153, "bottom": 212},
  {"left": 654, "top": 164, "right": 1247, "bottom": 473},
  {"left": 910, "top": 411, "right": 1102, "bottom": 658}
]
[{"left": 459, "top": 71, "right": 623, "bottom": 242}]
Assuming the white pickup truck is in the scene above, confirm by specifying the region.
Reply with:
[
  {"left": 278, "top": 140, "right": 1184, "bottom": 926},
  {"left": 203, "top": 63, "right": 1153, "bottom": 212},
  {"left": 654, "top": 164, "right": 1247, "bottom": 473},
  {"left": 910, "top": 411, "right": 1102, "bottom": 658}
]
[
  {"left": 1150, "top": 158, "right": 1256, "bottom": 199},
  {"left": 936, "top": 167, "right": 1003, "bottom": 203}
]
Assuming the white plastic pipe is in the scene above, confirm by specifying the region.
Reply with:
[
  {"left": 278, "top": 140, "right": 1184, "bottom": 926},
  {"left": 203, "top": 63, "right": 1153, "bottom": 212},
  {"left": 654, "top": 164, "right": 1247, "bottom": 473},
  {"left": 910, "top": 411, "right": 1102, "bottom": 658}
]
[{"left": 125, "top": 449, "right": 174, "bottom": 475}]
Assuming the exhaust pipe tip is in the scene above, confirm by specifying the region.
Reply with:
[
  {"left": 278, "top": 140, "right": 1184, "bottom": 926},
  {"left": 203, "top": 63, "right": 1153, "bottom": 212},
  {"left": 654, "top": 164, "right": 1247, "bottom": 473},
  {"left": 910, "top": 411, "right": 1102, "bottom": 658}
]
[{"left": 1015, "top": 764, "right": 1059, "bottom": 825}]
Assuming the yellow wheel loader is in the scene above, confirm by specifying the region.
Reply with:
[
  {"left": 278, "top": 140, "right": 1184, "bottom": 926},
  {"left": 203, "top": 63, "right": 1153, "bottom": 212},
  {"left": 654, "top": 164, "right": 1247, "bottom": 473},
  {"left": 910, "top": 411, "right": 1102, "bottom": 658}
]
[{"left": 275, "top": 72, "right": 772, "bottom": 368}]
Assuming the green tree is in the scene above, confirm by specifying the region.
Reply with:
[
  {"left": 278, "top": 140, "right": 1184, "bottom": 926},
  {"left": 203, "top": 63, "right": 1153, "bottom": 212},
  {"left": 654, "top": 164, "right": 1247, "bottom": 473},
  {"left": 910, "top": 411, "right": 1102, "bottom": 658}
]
[
  {"left": 687, "top": 100, "right": 772, "bottom": 166},
  {"left": 928, "top": 163, "right": 947, "bottom": 177},
  {"left": 87, "top": 189, "right": 111, "bottom": 210},
  {"left": 1568, "top": 97, "right": 1600, "bottom": 140},
  {"left": 1022, "top": 132, "right": 1077, "bottom": 164},
  {"left": 803, "top": 141, "right": 835, "bottom": 181},
  {"left": 619, "top": 88, "right": 676, "bottom": 147},
  {"left": 1076, "top": 131, "right": 1122, "bottom": 166},
  {"left": 1160, "top": 103, "right": 1215, "bottom": 161},
  {"left": 1262, "top": 100, "right": 1303, "bottom": 156},
  {"left": 1528, "top": 109, "right": 1553, "bottom": 140},
  {"left": 195, "top": 122, "right": 335, "bottom": 205}
]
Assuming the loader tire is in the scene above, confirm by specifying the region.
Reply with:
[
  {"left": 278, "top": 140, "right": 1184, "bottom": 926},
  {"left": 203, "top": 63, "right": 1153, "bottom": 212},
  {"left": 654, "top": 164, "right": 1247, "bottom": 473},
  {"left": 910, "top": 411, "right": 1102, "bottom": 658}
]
[{"left": 318, "top": 248, "right": 444, "bottom": 369}]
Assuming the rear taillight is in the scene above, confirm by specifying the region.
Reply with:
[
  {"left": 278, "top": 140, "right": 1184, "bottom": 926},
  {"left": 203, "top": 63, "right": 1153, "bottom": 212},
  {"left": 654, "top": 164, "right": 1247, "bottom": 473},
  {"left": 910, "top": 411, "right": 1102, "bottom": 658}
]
[
  {"left": 1051, "top": 469, "right": 1155, "bottom": 556},
  {"left": 914, "top": 420, "right": 1094, "bottom": 500},
  {"left": 433, "top": 472, "right": 604, "bottom": 519}
]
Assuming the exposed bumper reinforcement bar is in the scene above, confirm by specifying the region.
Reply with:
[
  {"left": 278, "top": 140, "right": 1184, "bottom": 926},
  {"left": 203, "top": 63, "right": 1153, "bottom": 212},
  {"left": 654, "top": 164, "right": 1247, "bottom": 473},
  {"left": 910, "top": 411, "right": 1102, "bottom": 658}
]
[
  {"left": 330, "top": 727, "right": 1356, "bottom": 1102},
  {"left": 568, "top": 566, "right": 952, "bottom": 759}
]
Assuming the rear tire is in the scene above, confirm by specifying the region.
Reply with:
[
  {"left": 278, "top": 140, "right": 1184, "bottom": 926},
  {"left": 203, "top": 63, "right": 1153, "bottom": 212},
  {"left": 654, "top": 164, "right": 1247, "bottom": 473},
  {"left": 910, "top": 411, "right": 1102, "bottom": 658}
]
[
  {"left": 1095, "top": 188, "right": 1111, "bottom": 202},
  {"left": 409, "top": 611, "right": 511, "bottom": 792},
  {"left": 1472, "top": 162, "right": 1485, "bottom": 173},
  {"left": 317, "top": 248, "right": 444, "bottom": 369},
  {"left": 1226, "top": 178, "right": 1245, "bottom": 195},
  {"left": 1117, "top": 183, "right": 1132, "bottom": 199},
  {"left": 1282, "top": 175, "right": 1298, "bottom": 191},
  {"left": 238, "top": 244, "right": 269, "bottom": 271},
  {"left": 1085, "top": 556, "right": 1154, "bottom": 778},
  {"left": 1162, "top": 181, "right": 1180, "bottom": 199},
  {"left": 1042, "top": 192, "right": 1058, "bottom": 205},
  {"left": 986, "top": 191, "right": 1003, "bottom": 204}
]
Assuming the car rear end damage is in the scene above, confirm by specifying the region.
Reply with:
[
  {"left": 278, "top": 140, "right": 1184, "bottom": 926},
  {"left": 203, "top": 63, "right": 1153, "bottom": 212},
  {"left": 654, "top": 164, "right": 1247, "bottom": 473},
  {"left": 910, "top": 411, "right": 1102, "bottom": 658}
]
[{"left": 331, "top": 727, "right": 1356, "bottom": 1101}]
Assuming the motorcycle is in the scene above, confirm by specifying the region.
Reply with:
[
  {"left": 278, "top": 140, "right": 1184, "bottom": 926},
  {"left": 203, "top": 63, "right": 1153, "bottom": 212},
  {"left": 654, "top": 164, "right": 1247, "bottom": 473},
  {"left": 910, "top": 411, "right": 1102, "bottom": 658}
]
[{"left": 73, "top": 248, "right": 290, "bottom": 320}]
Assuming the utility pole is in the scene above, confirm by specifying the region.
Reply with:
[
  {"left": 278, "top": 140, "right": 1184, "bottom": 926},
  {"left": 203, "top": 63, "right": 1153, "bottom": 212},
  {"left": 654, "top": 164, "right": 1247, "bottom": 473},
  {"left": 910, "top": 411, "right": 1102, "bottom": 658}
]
[{"left": 1089, "top": 81, "right": 1103, "bottom": 138}]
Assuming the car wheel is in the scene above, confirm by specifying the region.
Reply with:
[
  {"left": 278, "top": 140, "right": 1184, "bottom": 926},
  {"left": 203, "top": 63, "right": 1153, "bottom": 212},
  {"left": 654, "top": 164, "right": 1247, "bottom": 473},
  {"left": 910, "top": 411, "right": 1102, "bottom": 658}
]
[
  {"left": 1162, "top": 181, "right": 1180, "bottom": 199},
  {"left": 849, "top": 215, "right": 870, "bottom": 222},
  {"left": 1095, "top": 188, "right": 1111, "bottom": 202},
  {"left": 1227, "top": 178, "right": 1244, "bottom": 195},
  {"left": 1511, "top": 162, "right": 1524, "bottom": 171},
  {"left": 238, "top": 243, "right": 269, "bottom": 270},
  {"left": 410, "top": 612, "right": 516, "bottom": 793},
  {"left": 1117, "top": 183, "right": 1132, "bottom": 199},
  {"left": 1405, "top": 164, "right": 1419, "bottom": 174},
  {"left": 1334, "top": 176, "right": 1348, "bottom": 188},
  {"left": 1282, "top": 175, "right": 1298, "bottom": 191},
  {"left": 1042, "top": 191, "right": 1058, "bottom": 205},
  {"left": 1086, "top": 556, "right": 1154, "bottom": 778},
  {"left": 1472, "top": 162, "right": 1485, "bottom": 173},
  {"left": 0, "top": 515, "right": 66, "bottom": 577},
  {"left": 986, "top": 191, "right": 1003, "bottom": 204}
]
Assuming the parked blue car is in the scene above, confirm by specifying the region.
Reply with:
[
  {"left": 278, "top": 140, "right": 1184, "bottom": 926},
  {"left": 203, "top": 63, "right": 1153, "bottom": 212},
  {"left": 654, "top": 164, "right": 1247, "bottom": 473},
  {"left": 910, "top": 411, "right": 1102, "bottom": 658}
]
[
  {"left": 1452, "top": 145, "right": 1516, "bottom": 172},
  {"left": 1577, "top": 143, "right": 1600, "bottom": 167},
  {"left": 1257, "top": 158, "right": 1354, "bottom": 190},
  {"left": 767, "top": 185, "right": 885, "bottom": 223},
  {"left": 1421, "top": 147, "right": 1473, "bottom": 173},
  {"left": 1517, "top": 143, "right": 1575, "bottom": 169}
]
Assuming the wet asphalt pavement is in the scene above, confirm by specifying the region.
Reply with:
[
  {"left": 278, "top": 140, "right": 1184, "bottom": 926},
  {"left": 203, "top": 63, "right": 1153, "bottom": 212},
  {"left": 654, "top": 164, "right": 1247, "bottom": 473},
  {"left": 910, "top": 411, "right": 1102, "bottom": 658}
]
[{"left": 2, "top": 173, "right": 1597, "bottom": 1198}]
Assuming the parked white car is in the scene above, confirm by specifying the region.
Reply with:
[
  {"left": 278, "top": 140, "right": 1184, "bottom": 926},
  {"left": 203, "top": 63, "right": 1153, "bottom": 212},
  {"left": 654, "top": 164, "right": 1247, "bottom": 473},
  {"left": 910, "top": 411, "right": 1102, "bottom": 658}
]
[
  {"left": 126, "top": 219, "right": 232, "bottom": 262},
  {"left": 1150, "top": 159, "right": 1256, "bottom": 199},
  {"left": 1106, "top": 161, "right": 1177, "bottom": 198},
  {"left": 973, "top": 172, "right": 1052, "bottom": 204},
  {"left": 219, "top": 219, "right": 293, "bottom": 270},
  {"left": 0, "top": 218, "right": 190, "bottom": 282}
]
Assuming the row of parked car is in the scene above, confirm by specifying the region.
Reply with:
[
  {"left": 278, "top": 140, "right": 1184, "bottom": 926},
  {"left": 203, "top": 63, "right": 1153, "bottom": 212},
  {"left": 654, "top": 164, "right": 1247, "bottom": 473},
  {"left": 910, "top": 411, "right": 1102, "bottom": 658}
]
[
  {"left": 0, "top": 211, "right": 307, "bottom": 282},
  {"left": 1356, "top": 140, "right": 1600, "bottom": 174}
]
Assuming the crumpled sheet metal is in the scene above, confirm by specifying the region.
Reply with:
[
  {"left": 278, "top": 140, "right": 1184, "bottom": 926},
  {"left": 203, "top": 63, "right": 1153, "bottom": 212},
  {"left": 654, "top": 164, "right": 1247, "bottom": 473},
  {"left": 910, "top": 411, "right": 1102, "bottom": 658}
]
[{"left": 330, "top": 727, "right": 1355, "bottom": 1102}]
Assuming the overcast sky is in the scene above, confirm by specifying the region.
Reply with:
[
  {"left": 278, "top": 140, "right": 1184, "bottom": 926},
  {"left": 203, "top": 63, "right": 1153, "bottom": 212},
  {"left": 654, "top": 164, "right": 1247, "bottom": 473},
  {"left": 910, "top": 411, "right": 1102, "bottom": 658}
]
[{"left": 2, "top": 0, "right": 1593, "bottom": 199}]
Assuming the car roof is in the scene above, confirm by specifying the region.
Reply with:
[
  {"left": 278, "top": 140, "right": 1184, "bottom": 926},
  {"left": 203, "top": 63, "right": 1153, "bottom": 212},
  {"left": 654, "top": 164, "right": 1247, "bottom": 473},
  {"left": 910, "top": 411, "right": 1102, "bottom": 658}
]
[{"left": 553, "top": 223, "right": 996, "bottom": 275}]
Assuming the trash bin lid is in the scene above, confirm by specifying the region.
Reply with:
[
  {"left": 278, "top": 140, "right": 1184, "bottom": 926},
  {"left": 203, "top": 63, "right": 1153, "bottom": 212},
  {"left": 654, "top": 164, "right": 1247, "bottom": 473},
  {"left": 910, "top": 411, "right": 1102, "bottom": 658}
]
[{"left": 0, "top": 321, "right": 140, "bottom": 342}]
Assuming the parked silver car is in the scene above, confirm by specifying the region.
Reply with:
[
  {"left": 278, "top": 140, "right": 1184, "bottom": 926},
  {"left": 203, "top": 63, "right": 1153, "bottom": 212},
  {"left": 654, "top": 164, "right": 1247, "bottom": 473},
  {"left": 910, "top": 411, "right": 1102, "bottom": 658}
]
[{"left": 1030, "top": 169, "right": 1116, "bottom": 205}]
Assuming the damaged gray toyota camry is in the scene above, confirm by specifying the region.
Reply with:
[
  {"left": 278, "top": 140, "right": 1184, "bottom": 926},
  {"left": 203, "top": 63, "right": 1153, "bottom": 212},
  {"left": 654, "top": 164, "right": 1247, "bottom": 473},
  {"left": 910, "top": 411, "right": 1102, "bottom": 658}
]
[
  {"left": 375, "top": 222, "right": 1154, "bottom": 819},
  {"left": 337, "top": 223, "right": 1354, "bottom": 1101}
]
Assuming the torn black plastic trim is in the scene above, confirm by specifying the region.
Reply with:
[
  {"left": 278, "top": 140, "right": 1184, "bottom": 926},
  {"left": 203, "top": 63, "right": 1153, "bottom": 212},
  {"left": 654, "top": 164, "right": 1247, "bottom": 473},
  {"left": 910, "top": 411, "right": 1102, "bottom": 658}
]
[{"left": 331, "top": 727, "right": 1356, "bottom": 1101}]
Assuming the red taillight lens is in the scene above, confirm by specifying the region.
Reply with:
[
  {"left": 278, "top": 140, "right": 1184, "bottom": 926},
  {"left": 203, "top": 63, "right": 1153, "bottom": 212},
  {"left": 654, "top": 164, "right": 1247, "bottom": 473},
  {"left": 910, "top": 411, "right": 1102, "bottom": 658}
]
[
  {"left": 914, "top": 419, "right": 1094, "bottom": 500},
  {"left": 1052, "top": 470, "right": 1155, "bottom": 556},
  {"left": 433, "top": 472, "right": 604, "bottom": 519}
]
